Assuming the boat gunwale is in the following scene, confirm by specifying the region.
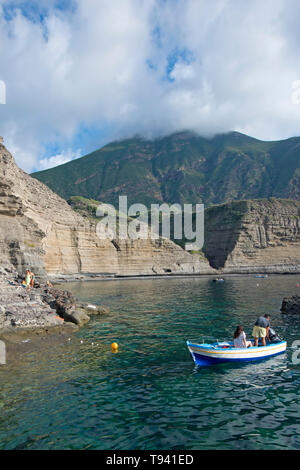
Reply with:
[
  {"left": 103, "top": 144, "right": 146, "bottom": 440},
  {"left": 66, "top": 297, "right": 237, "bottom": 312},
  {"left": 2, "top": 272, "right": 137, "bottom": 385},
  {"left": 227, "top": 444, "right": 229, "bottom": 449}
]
[{"left": 186, "top": 340, "right": 287, "bottom": 356}]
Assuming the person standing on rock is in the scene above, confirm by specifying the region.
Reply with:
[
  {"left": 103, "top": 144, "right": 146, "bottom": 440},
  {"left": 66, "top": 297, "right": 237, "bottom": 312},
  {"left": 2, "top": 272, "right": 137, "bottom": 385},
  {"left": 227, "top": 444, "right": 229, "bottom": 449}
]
[
  {"left": 252, "top": 314, "right": 270, "bottom": 347},
  {"left": 25, "top": 270, "right": 31, "bottom": 290},
  {"left": 29, "top": 269, "right": 35, "bottom": 288}
]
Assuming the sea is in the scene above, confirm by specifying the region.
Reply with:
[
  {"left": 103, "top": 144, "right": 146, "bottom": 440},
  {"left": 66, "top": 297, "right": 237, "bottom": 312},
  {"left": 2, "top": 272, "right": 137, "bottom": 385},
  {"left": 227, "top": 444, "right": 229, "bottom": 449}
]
[{"left": 0, "top": 275, "right": 299, "bottom": 450}]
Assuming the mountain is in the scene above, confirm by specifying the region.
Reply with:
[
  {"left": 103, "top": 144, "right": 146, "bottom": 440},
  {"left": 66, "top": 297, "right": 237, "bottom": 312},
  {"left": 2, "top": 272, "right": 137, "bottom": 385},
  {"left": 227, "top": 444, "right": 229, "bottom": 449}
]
[{"left": 32, "top": 131, "right": 300, "bottom": 207}]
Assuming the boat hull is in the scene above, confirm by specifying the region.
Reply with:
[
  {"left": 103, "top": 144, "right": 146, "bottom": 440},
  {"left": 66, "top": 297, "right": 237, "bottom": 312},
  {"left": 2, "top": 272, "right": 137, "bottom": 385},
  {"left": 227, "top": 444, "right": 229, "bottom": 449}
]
[{"left": 187, "top": 341, "right": 287, "bottom": 367}]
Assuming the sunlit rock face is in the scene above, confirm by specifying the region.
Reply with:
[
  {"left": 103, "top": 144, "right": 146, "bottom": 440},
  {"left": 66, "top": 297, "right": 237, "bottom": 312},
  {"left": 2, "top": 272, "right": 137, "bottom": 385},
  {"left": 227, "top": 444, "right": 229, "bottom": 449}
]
[
  {"left": 2, "top": 141, "right": 299, "bottom": 279},
  {"left": 0, "top": 143, "right": 213, "bottom": 278},
  {"left": 204, "top": 199, "right": 300, "bottom": 273}
]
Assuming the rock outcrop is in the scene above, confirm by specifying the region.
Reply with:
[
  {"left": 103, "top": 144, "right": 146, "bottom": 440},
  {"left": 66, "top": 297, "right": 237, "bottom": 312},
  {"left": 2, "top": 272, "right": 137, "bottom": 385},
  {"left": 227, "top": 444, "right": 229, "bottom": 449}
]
[
  {"left": 281, "top": 295, "right": 300, "bottom": 315},
  {"left": 0, "top": 142, "right": 213, "bottom": 278},
  {"left": 0, "top": 267, "right": 70, "bottom": 331},
  {"left": 0, "top": 266, "right": 111, "bottom": 333},
  {"left": 203, "top": 199, "right": 300, "bottom": 273}
]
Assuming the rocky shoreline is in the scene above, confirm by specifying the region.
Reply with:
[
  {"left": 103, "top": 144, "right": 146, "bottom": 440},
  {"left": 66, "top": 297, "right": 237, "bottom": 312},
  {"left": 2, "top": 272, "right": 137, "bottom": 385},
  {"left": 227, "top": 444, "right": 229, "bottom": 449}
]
[
  {"left": 1, "top": 265, "right": 299, "bottom": 342},
  {"left": 0, "top": 266, "right": 109, "bottom": 339},
  {"left": 50, "top": 270, "right": 300, "bottom": 284}
]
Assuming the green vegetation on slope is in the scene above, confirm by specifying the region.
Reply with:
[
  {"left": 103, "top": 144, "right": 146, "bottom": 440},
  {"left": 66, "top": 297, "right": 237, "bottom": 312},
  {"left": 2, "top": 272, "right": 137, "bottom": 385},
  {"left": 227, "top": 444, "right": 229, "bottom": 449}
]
[
  {"left": 68, "top": 195, "right": 197, "bottom": 252},
  {"left": 32, "top": 131, "right": 300, "bottom": 207}
]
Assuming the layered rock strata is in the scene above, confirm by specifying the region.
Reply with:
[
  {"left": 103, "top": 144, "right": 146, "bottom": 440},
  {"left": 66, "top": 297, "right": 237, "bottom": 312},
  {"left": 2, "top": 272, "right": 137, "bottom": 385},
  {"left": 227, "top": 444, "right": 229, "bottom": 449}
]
[
  {"left": 204, "top": 199, "right": 300, "bottom": 273},
  {"left": 0, "top": 143, "right": 214, "bottom": 278}
]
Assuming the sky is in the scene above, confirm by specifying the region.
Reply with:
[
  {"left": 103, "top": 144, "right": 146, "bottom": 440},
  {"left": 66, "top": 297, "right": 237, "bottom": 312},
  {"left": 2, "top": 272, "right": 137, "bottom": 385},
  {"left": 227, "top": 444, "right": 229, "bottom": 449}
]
[{"left": 1, "top": 0, "right": 300, "bottom": 172}]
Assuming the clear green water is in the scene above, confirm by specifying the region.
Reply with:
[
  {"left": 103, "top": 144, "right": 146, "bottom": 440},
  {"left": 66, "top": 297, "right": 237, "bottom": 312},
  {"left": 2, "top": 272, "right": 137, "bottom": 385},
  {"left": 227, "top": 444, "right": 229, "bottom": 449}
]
[{"left": 0, "top": 275, "right": 300, "bottom": 450}]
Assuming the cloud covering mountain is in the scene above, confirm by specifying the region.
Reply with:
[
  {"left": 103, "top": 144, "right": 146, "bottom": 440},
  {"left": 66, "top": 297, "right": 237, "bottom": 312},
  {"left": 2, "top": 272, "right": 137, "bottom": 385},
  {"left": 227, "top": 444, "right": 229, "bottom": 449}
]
[{"left": 1, "top": 0, "right": 300, "bottom": 171}]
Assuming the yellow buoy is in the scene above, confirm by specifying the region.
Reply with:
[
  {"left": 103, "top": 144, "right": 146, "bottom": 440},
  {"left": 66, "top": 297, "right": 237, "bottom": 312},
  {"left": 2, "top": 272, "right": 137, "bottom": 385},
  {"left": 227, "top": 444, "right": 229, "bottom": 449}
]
[{"left": 111, "top": 342, "right": 119, "bottom": 353}]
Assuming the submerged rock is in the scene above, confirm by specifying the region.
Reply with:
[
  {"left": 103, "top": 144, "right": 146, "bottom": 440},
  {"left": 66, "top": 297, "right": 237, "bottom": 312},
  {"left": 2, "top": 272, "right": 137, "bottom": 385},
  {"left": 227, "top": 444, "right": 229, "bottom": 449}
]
[
  {"left": 60, "top": 302, "right": 110, "bottom": 326},
  {"left": 281, "top": 295, "right": 300, "bottom": 315},
  {"left": 77, "top": 303, "right": 110, "bottom": 315}
]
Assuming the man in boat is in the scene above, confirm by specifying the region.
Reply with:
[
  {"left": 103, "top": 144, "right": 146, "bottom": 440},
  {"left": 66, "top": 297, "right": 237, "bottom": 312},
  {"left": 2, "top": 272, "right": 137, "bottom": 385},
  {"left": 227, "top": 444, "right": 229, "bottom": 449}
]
[{"left": 252, "top": 314, "right": 270, "bottom": 347}]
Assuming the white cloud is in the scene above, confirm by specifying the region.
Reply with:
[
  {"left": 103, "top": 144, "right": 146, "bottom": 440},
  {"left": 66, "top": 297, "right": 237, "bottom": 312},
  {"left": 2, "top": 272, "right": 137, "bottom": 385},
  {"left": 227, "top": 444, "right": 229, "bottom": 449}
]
[
  {"left": 1, "top": 0, "right": 300, "bottom": 173},
  {"left": 169, "top": 62, "right": 196, "bottom": 82},
  {"left": 38, "top": 148, "right": 81, "bottom": 171}
]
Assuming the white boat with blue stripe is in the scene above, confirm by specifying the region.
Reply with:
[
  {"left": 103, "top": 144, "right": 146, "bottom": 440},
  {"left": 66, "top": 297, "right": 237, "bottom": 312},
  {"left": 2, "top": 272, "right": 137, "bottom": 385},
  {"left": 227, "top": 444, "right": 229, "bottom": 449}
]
[{"left": 186, "top": 339, "right": 287, "bottom": 367}]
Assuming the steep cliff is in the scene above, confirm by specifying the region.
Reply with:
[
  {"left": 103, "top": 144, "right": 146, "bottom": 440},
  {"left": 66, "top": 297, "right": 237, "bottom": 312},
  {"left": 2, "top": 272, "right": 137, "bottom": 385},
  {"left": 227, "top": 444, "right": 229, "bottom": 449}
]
[
  {"left": 2, "top": 142, "right": 299, "bottom": 278},
  {"left": 0, "top": 143, "right": 213, "bottom": 278},
  {"left": 203, "top": 199, "right": 300, "bottom": 273}
]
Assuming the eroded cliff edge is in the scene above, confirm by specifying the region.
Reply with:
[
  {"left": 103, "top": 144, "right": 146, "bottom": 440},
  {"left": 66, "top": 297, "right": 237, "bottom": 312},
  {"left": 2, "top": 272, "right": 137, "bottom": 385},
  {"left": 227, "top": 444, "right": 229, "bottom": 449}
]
[
  {"left": 0, "top": 143, "right": 213, "bottom": 278},
  {"left": 203, "top": 199, "right": 300, "bottom": 273}
]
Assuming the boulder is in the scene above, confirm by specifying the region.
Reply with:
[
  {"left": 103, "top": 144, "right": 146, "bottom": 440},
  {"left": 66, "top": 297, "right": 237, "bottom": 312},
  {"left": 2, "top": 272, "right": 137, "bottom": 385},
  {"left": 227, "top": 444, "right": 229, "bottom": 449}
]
[
  {"left": 97, "top": 306, "right": 110, "bottom": 315},
  {"left": 281, "top": 295, "right": 300, "bottom": 315},
  {"left": 63, "top": 308, "right": 90, "bottom": 326},
  {"left": 0, "top": 269, "right": 86, "bottom": 333}
]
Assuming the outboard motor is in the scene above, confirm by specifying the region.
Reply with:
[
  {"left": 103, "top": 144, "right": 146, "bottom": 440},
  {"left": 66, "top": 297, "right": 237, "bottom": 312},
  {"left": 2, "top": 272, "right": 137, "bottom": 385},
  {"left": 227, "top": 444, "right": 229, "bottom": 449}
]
[{"left": 268, "top": 328, "right": 282, "bottom": 343}]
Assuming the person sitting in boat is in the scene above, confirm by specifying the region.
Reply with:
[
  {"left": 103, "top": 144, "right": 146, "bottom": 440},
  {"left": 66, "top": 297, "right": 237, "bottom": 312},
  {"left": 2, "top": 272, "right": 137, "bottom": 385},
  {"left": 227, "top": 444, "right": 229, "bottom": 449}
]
[
  {"left": 233, "top": 325, "right": 252, "bottom": 348},
  {"left": 252, "top": 314, "right": 270, "bottom": 347}
]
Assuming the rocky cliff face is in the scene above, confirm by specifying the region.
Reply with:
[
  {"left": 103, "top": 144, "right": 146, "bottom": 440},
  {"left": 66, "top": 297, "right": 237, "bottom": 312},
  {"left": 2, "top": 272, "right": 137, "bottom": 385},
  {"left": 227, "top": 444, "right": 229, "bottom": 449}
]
[
  {"left": 204, "top": 199, "right": 300, "bottom": 273},
  {"left": 1, "top": 143, "right": 299, "bottom": 278},
  {"left": 0, "top": 143, "right": 213, "bottom": 278}
]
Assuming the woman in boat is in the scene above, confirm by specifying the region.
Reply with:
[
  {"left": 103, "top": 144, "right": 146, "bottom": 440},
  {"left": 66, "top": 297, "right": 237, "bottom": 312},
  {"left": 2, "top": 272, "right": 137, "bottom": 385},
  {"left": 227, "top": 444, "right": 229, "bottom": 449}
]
[{"left": 233, "top": 325, "right": 252, "bottom": 348}]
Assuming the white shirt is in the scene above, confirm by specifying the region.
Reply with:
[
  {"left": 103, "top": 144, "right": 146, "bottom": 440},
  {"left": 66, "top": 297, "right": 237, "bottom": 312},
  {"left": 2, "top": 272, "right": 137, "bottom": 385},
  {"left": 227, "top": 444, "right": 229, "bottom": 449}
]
[{"left": 233, "top": 331, "right": 246, "bottom": 348}]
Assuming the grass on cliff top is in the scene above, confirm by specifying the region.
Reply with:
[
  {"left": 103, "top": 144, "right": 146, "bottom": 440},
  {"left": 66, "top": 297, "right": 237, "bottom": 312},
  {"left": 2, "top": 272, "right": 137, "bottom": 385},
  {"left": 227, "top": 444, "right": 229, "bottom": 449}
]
[
  {"left": 68, "top": 195, "right": 207, "bottom": 257},
  {"left": 68, "top": 195, "right": 131, "bottom": 221},
  {"left": 68, "top": 194, "right": 300, "bottom": 258}
]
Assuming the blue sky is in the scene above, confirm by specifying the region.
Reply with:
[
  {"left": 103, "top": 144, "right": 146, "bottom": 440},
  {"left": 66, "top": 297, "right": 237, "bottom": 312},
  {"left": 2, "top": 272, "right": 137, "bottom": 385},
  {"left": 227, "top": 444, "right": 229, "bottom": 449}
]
[{"left": 1, "top": 0, "right": 300, "bottom": 172}]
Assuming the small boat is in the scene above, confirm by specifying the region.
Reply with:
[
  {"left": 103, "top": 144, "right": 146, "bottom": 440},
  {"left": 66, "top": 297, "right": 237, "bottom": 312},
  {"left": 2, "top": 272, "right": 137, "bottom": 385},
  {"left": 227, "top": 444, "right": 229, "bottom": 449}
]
[
  {"left": 254, "top": 274, "right": 268, "bottom": 279},
  {"left": 212, "top": 278, "right": 225, "bottom": 283},
  {"left": 186, "top": 339, "right": 287, "bottom": 367}
]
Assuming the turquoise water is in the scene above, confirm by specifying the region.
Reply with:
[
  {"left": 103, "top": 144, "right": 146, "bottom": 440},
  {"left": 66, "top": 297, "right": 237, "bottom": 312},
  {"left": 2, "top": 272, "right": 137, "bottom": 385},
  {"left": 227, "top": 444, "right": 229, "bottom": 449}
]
[{"left": 0, "top": 275, "right": 300, "bottom": 450}]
